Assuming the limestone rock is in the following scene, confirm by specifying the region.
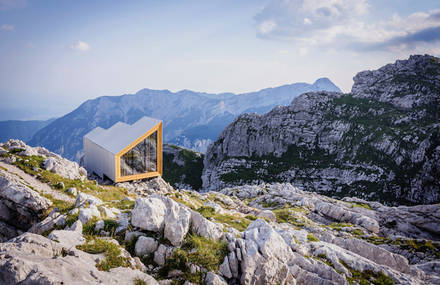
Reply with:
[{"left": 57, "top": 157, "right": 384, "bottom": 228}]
[
  {"left": 78, "top": 205, "right": 101, "bottom": 224},
  {"left": 205, "top": 272, "right": 228, "bottom": 285},
  {"left": 135, "top": 236, "right": 159, "bottom": 257},
  {"left": 190, "top": 211, "right": 224, "bottom": 241},
  {"left": 131, "top": 196, "right": 167, "bottom": 232},
  {"left": 0, "top": 169, "right": 52, "bottom": 241},
  {"left": 0, "top": 233, "right": 159, "bottom": 285}
]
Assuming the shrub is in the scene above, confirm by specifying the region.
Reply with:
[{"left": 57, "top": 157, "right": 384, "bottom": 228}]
[
  {"left": 307, "top": 233, "right": 320, "bottom": 242},
  {"left": 76, "top": 238, "right": 131, "bottom": 271}
]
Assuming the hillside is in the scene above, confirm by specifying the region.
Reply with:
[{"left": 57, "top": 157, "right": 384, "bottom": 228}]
[
  {"left": 203, "top": 55, "right": 440, "bottom": 205},
  {"left": 1, "top": 140, "right": 440, "bottom": 284},
  {"left": 28, "top": 78, "right": 340, "bottom": 161},
  {"left": 162, "top": 144, "right": 204, "bottom": 191},
  {"left": 0, "top": 118, "right": 55, "bottom": 142}
]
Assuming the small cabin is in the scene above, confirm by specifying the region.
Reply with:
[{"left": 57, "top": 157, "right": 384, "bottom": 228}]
[{"left": 83, "top": 116, "right": 163, "bottom": 182}]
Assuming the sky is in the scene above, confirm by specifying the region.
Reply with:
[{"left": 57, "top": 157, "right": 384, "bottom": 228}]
[{"left": 0, "top": 0, "right": 439, "bottom": 120}]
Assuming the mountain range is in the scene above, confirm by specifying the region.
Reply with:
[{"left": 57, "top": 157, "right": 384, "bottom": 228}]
[
  {"left": 0, "top": 119, "right": 55, "bottom": 143},
  {"left": 202, "top": 55, "right": 440, "bottom": 205},
  {"left": 24, "top": 78, "right": 340, "bottom": 161}
]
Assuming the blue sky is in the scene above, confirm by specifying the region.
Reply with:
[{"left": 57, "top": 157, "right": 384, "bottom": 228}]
[{"left": 1, "top": 0, "right": 439, "bottom": 120}]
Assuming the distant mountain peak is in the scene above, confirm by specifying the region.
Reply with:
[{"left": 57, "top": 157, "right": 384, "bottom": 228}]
[{"left": 312, "top": 77, "right": 341, "bottom": 93}]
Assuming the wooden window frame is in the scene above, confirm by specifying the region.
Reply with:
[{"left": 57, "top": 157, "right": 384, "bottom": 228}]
[{"left": 114, "top": 122, "right": 162, "bottom": 182}]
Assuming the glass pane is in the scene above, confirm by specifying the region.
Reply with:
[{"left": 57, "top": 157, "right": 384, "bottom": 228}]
[
  {"left": 120, "top": 130, "right": 157, "bottom": 177},
  {"left": 146, "top": 131, "right": 157, "bottom": 172}
]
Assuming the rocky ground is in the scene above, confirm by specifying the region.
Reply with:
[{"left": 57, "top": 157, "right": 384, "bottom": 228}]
[{"left": 0, "top": 140, "right": 440, "bottom": 284}]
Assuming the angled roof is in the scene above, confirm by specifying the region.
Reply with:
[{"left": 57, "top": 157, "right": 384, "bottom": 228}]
[{"left": 84, "top": 116, "right": 162, "bottom": 155}]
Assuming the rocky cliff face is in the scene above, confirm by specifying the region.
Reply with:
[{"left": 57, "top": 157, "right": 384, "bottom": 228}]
[{"left": 203, "top": 55, "right": 440, "bottom": 205}]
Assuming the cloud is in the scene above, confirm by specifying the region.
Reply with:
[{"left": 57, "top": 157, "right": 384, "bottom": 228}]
[
  {"left": 0, "top": 0, "right": 26, "bottom": 10},
  {"left": 254, "top": 0, "right": 440, "bottom": 53},
  {"left": 70, "top": 41, "right": 90, "bottom": 52},
  {"left": 1, "top": 24, "right": 14, "bottom": 31},
  {"left": 255, "top": 0, "right": 369, "bottom": 40}
]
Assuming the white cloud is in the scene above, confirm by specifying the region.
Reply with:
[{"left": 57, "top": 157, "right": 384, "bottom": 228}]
[
  {"left": 70, "top": 41, "right": 90, "bottom": 52},
  {"left": 255, "top": 0, "right": 369, "bottom": 39},
  {"left": 1, "top": 24, "right": 14, "bottom": 31},
  {"left": 255, "top": 0, "right": 440, "bottom": 53},
  {"left": 258, "top": 20, "right": 277, "bottom": 35},
  {"left": 0, "top": 0, "right": 26, "bottom": 10}
]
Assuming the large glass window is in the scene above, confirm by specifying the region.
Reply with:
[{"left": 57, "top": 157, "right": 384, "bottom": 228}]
[{"left": 120, "top": 131, "right": 157, "bottom": 176}]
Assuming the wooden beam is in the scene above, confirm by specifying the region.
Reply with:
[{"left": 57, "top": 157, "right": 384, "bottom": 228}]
[{"left": 114, "top": 121, "right": 163, "bottom": 182}]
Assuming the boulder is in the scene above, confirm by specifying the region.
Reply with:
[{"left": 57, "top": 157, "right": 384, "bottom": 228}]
[
  {"left": 75, "top": 192, "right": 103, "bottom": 208},
  {"left": 43, "top": 156, "right": 87, "bottom": 180},
  {"left": 135, "top": 236, "right": 159, "bottom": 257},
  {"left": 205, "top": 272, "right": 228, "bottom": 285},
  {"left": 238, "top": 219, "right": 295, "bottom": 285},
  {"left": 0, "top": 170, "right": 52, "bottom": 241},
  {"left": 257, "top": 210, "right": 276, "bottom": 222},
  {"left": 0, "top": 233, "right": 159, "bottom": 285},
  {"left": 163, "top": 197, "right": 191, "bottom": 246},
  {"left": 78, "top": 205, "right": 101, "bottom": 224},
  {"left": 190, "top": 211, "right": 224, "bottom": 240},
  {"left": 131, "top": 197, "right": 167, "bottom": 232}
]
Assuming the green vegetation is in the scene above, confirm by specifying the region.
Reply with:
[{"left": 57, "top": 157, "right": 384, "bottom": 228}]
[
  {"left": 133, "top": 278, "right": 147, "bottom": 285},
  {"left": 168, "top": 191, "right": 203, "bottom": 210},
  {"left": 197, "top": 206, "right": 252, "bottom": 232},
  {"left": 77, "top": 238, "right": 131, "bottom": 271},
  {"left": 65, "top": 212, "right": 79, "bottom": 227},
  {"left": 354, "top": 234, "right": 440, "bottom": 259},
  {"left": 82, "top": 217, "right": 99, "bottom": 236},
  {"left": 339, "top": 259, "right": 394, "bottom": 285},
  {"left": 352, "top": 203, "right": 373, "bottom": 210},
  {"left": 42, "top": 193, "right": 74, "bottom": 214},
  {"left": 106, "top": 199, "right": 135, "bottom": 211},
  {"left": 273, "top": 206, "right": 308, "bottom": 228},
  {"left": 314, "top": 253, "right": 336, "bottom": 268},
  {"left": 12, "top": 154, "right": 132, "bottom": 204},
  {"left": 162, "top": 145, "right": 204, "bottom": 190},
  {"left": 328, "top": 223, "right": 353, "bottom": 231},
  {"left": 307, "top": 233, "right": 320, "bottom": 242},
  {"left": 158, "top": 233, "right": 228, "bottom": 284}
]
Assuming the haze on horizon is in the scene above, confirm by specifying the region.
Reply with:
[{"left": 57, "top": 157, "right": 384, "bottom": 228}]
[{"left": 1, "top": 0, "right": 439, "bottom": 120}]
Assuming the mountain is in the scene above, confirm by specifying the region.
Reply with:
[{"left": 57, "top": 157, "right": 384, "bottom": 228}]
[
  {"left": 0, "top": 118, "right": 56, "bottom": 142},
  {"left": 162, "top": 144, "right": 204, "bottom": 190},
  {"left": 28, "top": 78, "right": 340, "bottom": 161},
  {"left": 202, "top": 55, "right": 440, "bottom": 205}
]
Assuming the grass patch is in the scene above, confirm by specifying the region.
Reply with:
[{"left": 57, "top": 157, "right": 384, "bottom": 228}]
[
  {"left": 42, "top": 193, "right": 74, "bottom": 214},
  {"left": 352, "top": 203, "right": 373, "bottom": 210},
  {"left": 328, "top": 223, "right": 354, "bottom": 231},
  {"left": 339, "top": 259, "right": 394, "bottom": 285},
  {"left": 133, "top": 278, "right": 147, "bottom": 285},
  {"left": 13, "top": 154, "right": 131, "bottom": 203},
  {"left": 65, "top": 212, "right": 79, "bottom": 227},
  {"left": 77, "top": 238, "right": 131, "bottom": 271},
  {"left": 82, "top": 217, "right": 99, "bottom": 236},
  {"left": 197, "top": 206, "right": 251, "bottom": 232},
  {"left": 273, "top": 207, "right": 308, "bottom": 228},
  {"left": 107, "top": 199, "right": 135, "bottom": 211},
  {"left": 159, "top": 233, "right": 228, "bottom": 284},
  {"left": 307, "top": 233, "right": 320, "bottom": 242}
]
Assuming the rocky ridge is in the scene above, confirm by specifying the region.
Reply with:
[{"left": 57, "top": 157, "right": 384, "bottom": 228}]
[
  {"left": 0, "top": 140, "right": 440, "bottom": 284},
  {"left": 202, "top": 55, "right": 440, "bottom": 205}
]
